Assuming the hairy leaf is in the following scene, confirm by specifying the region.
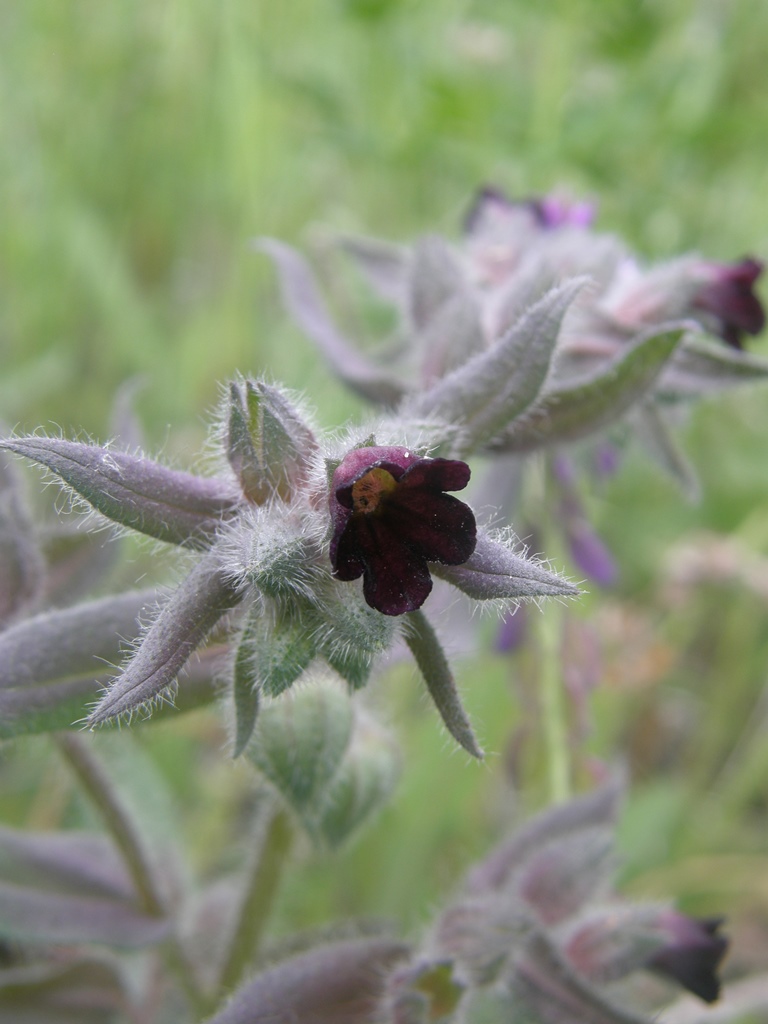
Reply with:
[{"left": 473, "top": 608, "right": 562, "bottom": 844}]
[
  {"left": 87, "top": 552, "right": 240, "bottom": 724},
  {"left": 490, "top": 327, "right": 684, "bottom": 453},
  {"left": 0, "top": 437, "right": 237, "bottom": 548},
  {"left": 411, "top": 280, "right": 585, "bottom": 454}
]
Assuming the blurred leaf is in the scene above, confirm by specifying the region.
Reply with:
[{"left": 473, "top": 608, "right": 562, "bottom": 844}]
[
  {"left": 0, "top": 826, "right": 134, "bottom": 901},
  {"left": 491, "top": 327, "right": 684, "bottom": 453},
  {"left": 313, "top": 716, "right": 400, "bottom": 849},
  {"left": 205, "top": 936, "right": 409, "bottom": 1024},
  {"left": 257, "top": 238, "right": 408, "bottom": 406},
  {"left": 0, "top": 452, "right": 45, "bottom": 626},
  {"left": 412, "top": 279, "right": 585, "bottom": 455},
  {"left": 0, "top": 954, "right": 125, "bottom": 1024},
  {"left": 0, "top": 590, "right": 155, "bottom": 738},
  {"left": 407, "top": 234, "right": 465, "bottom": 332},
  {"left": 0, "top": 879, "right": 168, "bottom": 948}
]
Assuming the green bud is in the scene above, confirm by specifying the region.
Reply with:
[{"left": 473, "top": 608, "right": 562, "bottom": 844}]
[
  {"left": 313, "top": 711, "right": 400, "bottom": 849},
  {"left": 231, "top": 606, "right": 319, "bottom": 756},
  {"left": 246, "top": 677, "right": 353, "bottom": 818},
  {"left": 226, "top": 380, "right": 317, "bottom": 503}
]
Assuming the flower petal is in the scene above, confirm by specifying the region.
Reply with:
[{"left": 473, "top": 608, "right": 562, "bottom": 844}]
[
  {"left": 353, "top": 515, "right": 433, "bottom": 615},
  {"left": 386, "top": 489, "right": 477, "bottom": 565}
]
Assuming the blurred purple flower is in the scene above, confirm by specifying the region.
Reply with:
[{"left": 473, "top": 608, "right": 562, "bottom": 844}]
[
  {"left": 495, "top": 605, "right": 528, "bottom": 653},
  {"left": 532, "top": 195, "right": 596, "bottom": 230},
  {"left": 565, "top": 521, "right": 618, "bottom": 587},
  {"left": 647, "top": 911, "right": 728, "bottom": 1004},
  {"left": 593, "top": 442, "right": 622, "bottom": 479},
  {"left": 464, "top": 186, "right": 595, "bottom": 235},
  {"left": 692, "top": 257, "right": 765, "bottom": 349},
  {"left": 329, "top": 446, "right": 477, "bottom": 615}
]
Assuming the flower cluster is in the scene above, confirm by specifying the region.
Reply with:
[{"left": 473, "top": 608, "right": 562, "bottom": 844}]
[
  {"left": 258, "top": 189, "right": 767, "bottom": 608},
  {"left": 0, "top": 378, "right": 576, "bottom": 757},
  {"left": 379, "top": 777, "right": 729, "bottom": 1022},
  {"left": 260, "top": 187, "right": 768, "bottom": 471}
]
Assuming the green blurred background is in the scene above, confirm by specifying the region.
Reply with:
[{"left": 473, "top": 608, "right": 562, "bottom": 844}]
[{"left": 2, "top": 0, "right": 768, "bottom": 989}]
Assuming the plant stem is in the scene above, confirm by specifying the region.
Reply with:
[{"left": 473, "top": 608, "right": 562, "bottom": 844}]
[
  {"left": 55, "top": 732, "right": 212, "bottom": 1017},
  {"left": 217, "top": 802, "right": 294, "bottom": 999},
  {"left": 56, "top": 732, "right": 165, "bottom": 915},
  {"left": 538, "top": 601, "right": 570, "bottom": 803}
]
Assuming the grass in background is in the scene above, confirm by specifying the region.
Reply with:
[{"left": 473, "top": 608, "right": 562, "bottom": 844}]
[{"left": 2, "top": 0, "right": 768, "bottom": 984}]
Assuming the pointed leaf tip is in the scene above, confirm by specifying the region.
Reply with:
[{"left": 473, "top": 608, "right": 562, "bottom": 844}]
[
  {"left": 88, "top": 552, "right": 240, "bottom": 726},
  {"left": 433, "top": 533, "right": 579, "bottom": 601},
  {"left": 404, "top": 610, "right": 483, "bottom": 759}
]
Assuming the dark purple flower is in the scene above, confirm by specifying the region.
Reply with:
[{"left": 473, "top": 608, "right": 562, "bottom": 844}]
[
  {"left": 692, "top": 257, "right": 765, "bottom": 349},
  {"left": 329, "top": 446, "right": 477, "bottom": 616},
  {"left": 646, "top": 911, "right": 728, "bottom": 1004}
]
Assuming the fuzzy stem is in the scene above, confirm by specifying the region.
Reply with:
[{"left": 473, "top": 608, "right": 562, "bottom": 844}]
[
  {"left": 217, "top": 803, "right": 294, "bottom": 998},
  {"left": 56, "top": 732, "right": 165, "bottom": 914},
  {"left": 55, "top": 733, "right": 211, "bottom": 1016}
]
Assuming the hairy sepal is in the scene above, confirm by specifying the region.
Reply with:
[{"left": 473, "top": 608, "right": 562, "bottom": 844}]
[
  {"left": 404, "top": 610, "right": 483, "bottom": 759},
  {"left": 0, "top": 437, "right": 237, "bottom": 548},
  {"left": 226, "top": 379, "right": 318, "bottom": 503},
  {"left": 432, "top": 533, "right": 578, "bottom": 602},
  {"left": 247, "top": 677, "right": 354, "bottom": 819},
  {"left": 311, "top": 714, "right": 400, "bottom": 849},
  {"left": 231, "top": 605, "right": 318, "bottom": 756}
]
